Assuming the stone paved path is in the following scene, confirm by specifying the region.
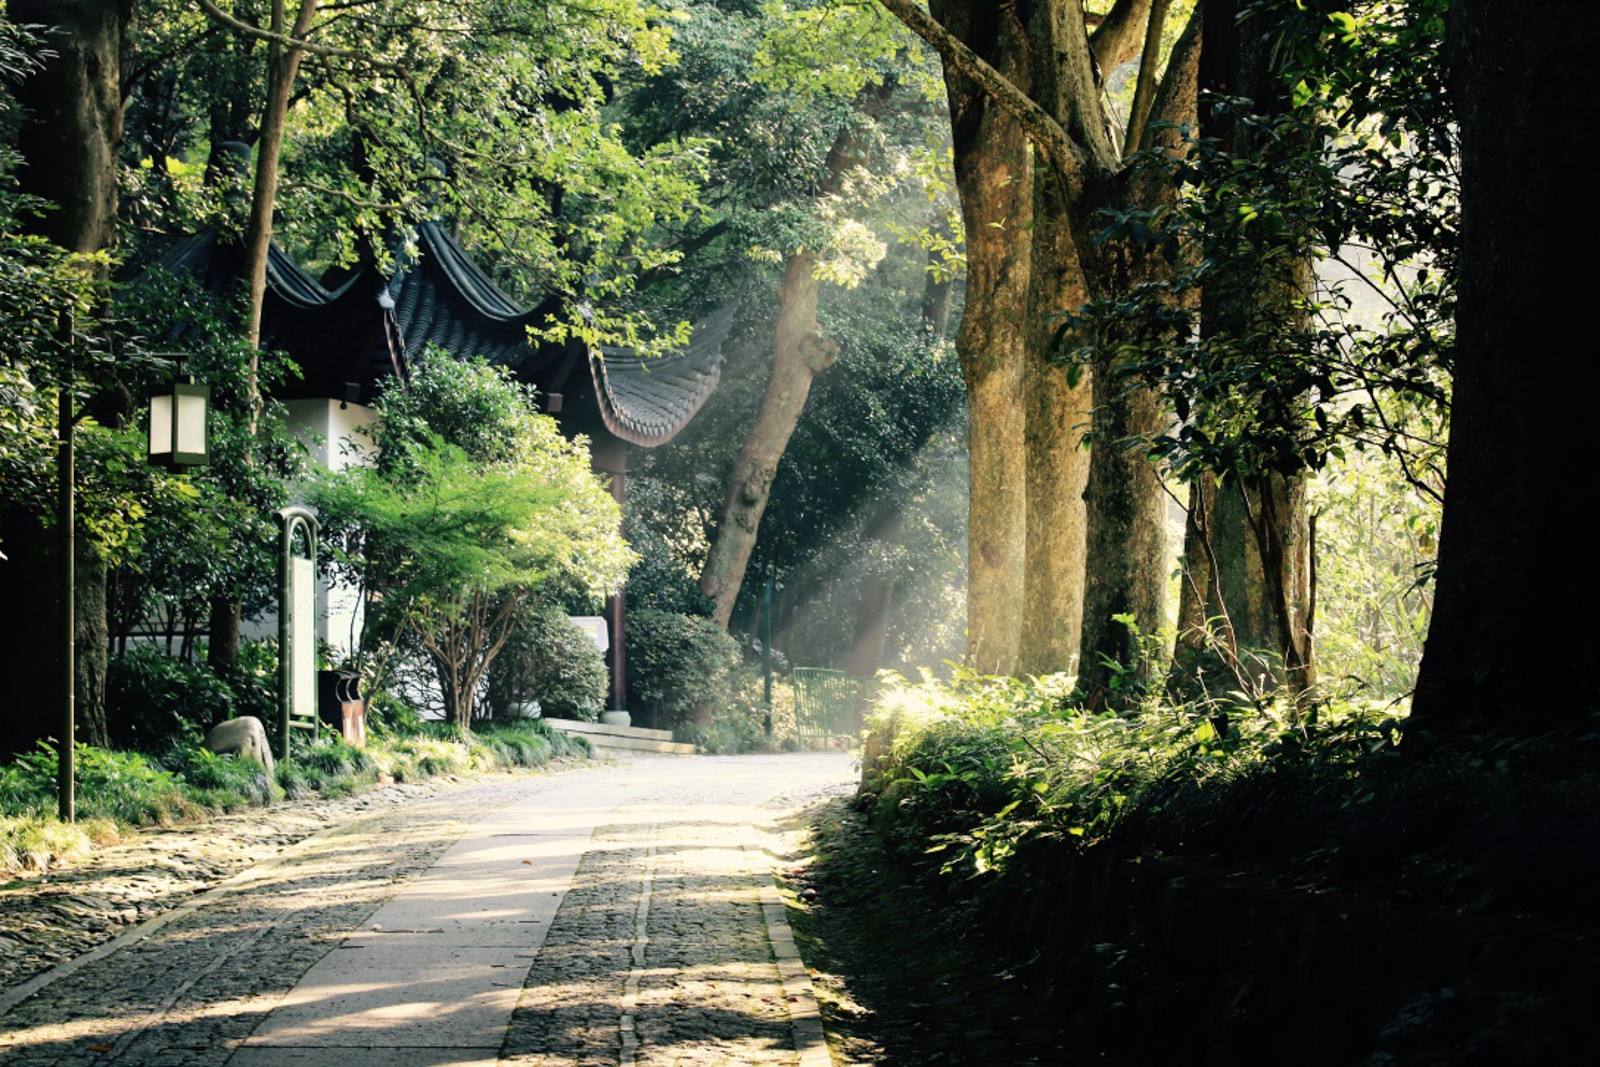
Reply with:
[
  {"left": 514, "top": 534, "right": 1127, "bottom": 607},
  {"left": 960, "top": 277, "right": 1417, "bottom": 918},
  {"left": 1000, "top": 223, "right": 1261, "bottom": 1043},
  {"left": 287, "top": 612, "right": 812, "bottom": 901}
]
[{"left": 0, "top": 754, "right": 853, "bottom": 1067}]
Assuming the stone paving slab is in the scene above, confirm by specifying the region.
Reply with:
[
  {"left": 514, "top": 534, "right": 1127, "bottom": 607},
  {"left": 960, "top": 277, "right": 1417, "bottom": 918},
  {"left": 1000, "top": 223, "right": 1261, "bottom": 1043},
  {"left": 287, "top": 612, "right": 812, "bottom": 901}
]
[{"left": 0, "top": 754, "right": 855, "bottom": 1066}]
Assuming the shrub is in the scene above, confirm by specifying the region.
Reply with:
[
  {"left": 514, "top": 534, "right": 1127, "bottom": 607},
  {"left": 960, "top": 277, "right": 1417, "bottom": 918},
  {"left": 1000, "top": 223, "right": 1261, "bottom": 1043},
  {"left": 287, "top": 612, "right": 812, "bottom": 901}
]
[
  {"left": 675, "top": 668, "right": 790, "bottom": 754},
  {"left": 860, "top": 669, "right": 1403, "bottom": 879},
  {"left": 159, "top": 745, "right": 278, "bottom": 808},
  {"left": 626, "top": 609, "right": 740, "bottom": 729},
  {"left": 220, "top": 639, "right": 280, "bottom": 727},
  {"left": 107, "top": 645, "right": 239, "bottom": 751},
  {"left": 486, "top": 603, "right": 608, "bottom": 721},
  {"left": 469, "top": 719, "right": 587, "bottom": 768},
  {"left": 0, "top": 815, "right": 116, "bottom": 874},
  {"left": 0, "top": 741, "right": 201, "bottom": 825}
]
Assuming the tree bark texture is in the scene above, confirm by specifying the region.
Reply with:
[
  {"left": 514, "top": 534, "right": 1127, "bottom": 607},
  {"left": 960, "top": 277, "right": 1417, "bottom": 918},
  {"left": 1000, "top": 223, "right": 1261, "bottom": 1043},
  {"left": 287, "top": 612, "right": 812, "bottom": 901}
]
[
  {"left": 240, "top": 0, "right": 318, "bottom": 423},
  {"left": 929, "top": 0, "right": 1031, "bottom": 675},
  {"left": 1015, "top": 0, "right": 1153, "bottom": 677},
  {"left": 6, "top": 0, "right": 129, "bottom": 750},
  {"left": 1411, "top": 0, "right": 1600, "bottom": 726},
  {"left": 1169, "top": 0, "right": 1316, "bottom": 698},
  {"left": 700, "top": 252, "right": 839, "bottom": 627},
  {"left": 1072, "top": 14, "right": 1201, "bottom": 704}
]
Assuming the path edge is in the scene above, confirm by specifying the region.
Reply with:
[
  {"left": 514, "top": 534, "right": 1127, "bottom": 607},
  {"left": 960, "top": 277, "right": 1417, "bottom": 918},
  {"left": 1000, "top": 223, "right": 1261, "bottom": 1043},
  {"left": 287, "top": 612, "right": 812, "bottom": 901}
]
[{"left": 750, "top": 832, "right": 832, "bottom": 1067}]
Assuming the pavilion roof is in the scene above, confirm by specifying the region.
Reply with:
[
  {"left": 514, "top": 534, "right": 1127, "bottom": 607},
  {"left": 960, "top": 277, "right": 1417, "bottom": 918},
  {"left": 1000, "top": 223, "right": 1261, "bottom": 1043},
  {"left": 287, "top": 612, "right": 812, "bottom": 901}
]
[{"left": 152, "top": 222, "right": 731, "bottom": 447}]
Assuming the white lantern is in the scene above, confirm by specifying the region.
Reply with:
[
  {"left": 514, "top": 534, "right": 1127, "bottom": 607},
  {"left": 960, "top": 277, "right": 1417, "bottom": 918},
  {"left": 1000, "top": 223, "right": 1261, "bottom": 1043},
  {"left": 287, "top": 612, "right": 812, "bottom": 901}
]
[{"left": 148, "top": 381, "right": 209, "bottom": 468}]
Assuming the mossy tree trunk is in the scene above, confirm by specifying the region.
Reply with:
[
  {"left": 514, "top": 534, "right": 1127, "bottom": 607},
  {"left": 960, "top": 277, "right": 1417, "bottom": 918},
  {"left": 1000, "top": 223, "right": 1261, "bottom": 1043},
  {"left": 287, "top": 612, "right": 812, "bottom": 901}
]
[{"left": 928, "top": 0, "right": 1031, "bottom": 675}]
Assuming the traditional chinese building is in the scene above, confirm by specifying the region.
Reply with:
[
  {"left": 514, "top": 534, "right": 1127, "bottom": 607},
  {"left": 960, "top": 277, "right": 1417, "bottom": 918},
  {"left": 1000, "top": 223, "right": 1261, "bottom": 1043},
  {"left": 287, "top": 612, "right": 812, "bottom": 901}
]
[{"left": 156, "top": 221, "right": 734, "bottom": 714}]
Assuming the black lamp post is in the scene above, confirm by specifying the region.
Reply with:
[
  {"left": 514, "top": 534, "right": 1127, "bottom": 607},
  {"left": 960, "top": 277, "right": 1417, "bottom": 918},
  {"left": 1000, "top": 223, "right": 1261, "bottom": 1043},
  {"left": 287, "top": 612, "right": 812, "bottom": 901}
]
[{"left": 55, "top": 347, "right": 208, "bottom": 823}]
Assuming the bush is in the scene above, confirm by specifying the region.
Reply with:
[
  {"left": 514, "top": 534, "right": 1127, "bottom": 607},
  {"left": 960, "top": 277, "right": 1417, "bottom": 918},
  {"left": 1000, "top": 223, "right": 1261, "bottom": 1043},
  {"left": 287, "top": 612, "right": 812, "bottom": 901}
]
[
  {"left": 220, "top": 639, "right": 280, "bottom": 727},
  {"left": 107, "top": 645, "right": 239, "bottom": 751},
  {"left": 469, "top": 719, "right": 588, "bottom": 768},
  {"left": 159, "top": 745, "right": 278, "bottom": 809},
  {"left": 626, "top": 608, "right": 740, "bottom": 729},
  {"left": 674, "top": 668, "right": 790, "bottom": 754},
  {"left": 486, "top": 603, "right": 608, "bottom": 721},
  {"left": 860, "top": 669, "right": 1403, "bottom": 879},
  {"left": 0, "top": 741, "right": 201, "bottom": 825}
]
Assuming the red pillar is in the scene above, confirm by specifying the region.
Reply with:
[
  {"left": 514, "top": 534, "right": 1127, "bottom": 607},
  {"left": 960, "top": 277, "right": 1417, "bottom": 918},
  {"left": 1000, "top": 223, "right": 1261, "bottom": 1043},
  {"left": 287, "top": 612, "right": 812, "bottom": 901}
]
[{"left": 591, "top": 436, "right": 628, "bottom": 712}]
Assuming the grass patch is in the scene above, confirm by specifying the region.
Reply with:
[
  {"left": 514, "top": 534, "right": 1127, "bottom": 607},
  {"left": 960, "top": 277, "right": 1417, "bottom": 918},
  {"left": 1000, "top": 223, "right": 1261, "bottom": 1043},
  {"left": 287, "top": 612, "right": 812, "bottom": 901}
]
[
  {"left": 0, "top": 814, "right": 119, "bottom": 874},
  {"left": 862, "top": 668, "right": 1600, "bottom": 918},
  {"left": 1, "top": 718, "right": 590, "bottom": 873}
]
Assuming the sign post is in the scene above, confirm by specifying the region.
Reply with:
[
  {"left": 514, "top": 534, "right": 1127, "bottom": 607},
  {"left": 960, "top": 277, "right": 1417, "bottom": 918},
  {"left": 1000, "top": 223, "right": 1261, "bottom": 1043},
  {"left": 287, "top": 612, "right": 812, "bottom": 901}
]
[{"left": 276, "top": 506, "right": 320, "bottom": 762}]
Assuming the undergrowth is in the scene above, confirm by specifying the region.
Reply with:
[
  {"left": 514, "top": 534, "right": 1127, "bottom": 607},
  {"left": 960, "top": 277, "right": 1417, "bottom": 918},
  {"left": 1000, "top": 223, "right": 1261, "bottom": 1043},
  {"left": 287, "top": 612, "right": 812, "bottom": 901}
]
[
  {"left": 860, "top": 668, "right": 1600, "bottom": 916},
  {"left": 0, "top": 719, "right": 588, "bottom": 874}
]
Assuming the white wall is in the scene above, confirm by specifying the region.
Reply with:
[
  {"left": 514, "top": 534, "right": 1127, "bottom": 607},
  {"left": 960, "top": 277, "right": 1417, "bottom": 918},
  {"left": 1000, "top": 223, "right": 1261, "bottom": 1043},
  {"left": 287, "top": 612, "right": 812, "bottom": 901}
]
[{"left": 242, "top": 399, "right": 377, "bottom": 660}]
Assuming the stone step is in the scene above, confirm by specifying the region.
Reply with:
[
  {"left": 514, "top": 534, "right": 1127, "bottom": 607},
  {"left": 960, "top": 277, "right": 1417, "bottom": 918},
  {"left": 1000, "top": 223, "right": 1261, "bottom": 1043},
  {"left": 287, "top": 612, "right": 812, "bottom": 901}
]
[
  {"left": 546, "top": 719, "right": 695, "bottom": 756},
  {"left": 542, "top": 718, "right": 675, "bottom": 742}
]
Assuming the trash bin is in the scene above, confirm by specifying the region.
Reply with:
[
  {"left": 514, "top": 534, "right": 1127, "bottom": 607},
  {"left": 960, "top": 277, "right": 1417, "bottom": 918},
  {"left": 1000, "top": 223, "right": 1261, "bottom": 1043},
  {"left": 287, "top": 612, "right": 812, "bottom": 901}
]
[{"left": 317, "top": 669, "right": 366, "bottom": 747}]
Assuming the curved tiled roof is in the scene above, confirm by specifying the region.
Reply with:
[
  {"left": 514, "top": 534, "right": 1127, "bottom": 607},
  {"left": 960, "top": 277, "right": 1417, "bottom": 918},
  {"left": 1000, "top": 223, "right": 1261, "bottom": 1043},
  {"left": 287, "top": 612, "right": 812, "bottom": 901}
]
[
  {"left": 593, "top": 303, "right": 735, "bottom": 446},
  {"left": 148, "top": 224, "right": 730, "bottom": 448}
]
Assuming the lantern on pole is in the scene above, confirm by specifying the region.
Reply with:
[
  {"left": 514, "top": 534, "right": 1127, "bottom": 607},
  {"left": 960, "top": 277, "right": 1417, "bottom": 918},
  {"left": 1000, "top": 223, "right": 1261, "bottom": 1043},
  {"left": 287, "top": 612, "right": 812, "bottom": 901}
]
[{"left": 147, "top": 375, "right": 209, "bottom": 469}]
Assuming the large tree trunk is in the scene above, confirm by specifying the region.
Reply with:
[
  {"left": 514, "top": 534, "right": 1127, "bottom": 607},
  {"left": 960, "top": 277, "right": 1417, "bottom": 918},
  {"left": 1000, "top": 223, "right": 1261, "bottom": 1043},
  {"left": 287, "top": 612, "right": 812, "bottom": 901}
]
[
  {"left": 700, "top": 253, "right": 839, "bottom": 627},
  {"left": 1075, "top": 346, "right": 1171, "bottom": 704},
  {"left": 929, "top": 0, "right": 1031, "bottom": 675},
  {"left": 881, "top": 0, "right": 1194, "bottom": 685},
  {"left": 1015, "top": 0, "right": 1152, "bottom": 677},
  {"left": 1169, "top": 0, "right": 1316, "bottom": 699},
  {"left": 1411, "top": 0, "right": 1600, "bottom": 727},
  {"left": 4, "top": 0, "right": 129, "bottom": 750},
  {"left": 1072, "top": 12, "right": 1201, "bottom": 706}
]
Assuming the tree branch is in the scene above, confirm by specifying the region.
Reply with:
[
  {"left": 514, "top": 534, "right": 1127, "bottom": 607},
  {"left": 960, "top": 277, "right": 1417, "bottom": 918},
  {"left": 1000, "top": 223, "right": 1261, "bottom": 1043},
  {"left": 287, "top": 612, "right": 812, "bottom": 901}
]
[
  {"left": 1143, "top": 6, "right": 1203, "bottom": 152},
  {"left": 1123, "top": 0, "right": 1172, "bottom": 156},
  {"left": 1091, "top": 0, "right": 1156, "bottom": 73},
  {"left": 876, "top": 0, "right": 1088, "bottom": 194},
  {"left": 196, "top": 0, "right": 358, "bottom": 58},
  {"left": 1127, "top": 5, "right": 1202, "bottom": 207}
]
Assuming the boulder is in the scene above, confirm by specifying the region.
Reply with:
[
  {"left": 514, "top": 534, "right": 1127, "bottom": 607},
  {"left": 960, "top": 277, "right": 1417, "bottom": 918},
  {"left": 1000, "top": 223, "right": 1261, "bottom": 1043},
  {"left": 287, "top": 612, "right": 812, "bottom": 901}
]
[{"left": 203, "top": 716, "right": 275, "bottom": 777}]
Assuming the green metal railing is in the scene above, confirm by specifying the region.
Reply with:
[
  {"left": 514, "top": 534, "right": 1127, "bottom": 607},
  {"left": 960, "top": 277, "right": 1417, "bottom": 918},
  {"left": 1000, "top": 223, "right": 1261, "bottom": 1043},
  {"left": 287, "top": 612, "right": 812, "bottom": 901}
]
[{"left": 792, "top": 667, "right": 859, "bottom": 739}]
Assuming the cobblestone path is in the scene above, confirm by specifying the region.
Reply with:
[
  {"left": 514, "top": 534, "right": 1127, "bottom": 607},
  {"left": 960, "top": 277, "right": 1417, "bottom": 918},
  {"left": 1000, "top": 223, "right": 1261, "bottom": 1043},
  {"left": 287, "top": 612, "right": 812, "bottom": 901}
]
[{"left": 0, "top": 754, "right": 852, "bottom": 1067}]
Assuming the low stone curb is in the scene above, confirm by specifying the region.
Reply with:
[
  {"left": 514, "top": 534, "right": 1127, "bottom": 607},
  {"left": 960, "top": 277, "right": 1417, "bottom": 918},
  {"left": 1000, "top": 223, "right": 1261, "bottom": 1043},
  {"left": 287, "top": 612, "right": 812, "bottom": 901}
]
[{"left": 747, "top": 828, "right": 832, "bottom": 1067}]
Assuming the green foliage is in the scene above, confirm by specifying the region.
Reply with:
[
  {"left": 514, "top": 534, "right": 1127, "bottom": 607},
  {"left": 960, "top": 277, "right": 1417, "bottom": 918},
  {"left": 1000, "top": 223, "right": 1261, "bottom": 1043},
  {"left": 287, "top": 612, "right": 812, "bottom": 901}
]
[
  {"left": 486, "top": 603, "right": 609, "bottom": 722},
  {"left": 0, "top": 742, "right": 202, "bottom": 826},
  {"left": 1312, "top": 448, "right": 1439, "bottom": 698},
  {"left": 625, "top": 608, "right": 742, "bottom": 728},
  {"left": 674, "top": 674, "right": 779, "bottom": 754},
  {"left": 106, "top": 645, "right": 239, "bottom": 751},
  {"left": 159, "top": 744, "right": 278, "bottom": 810},
  {"left": 469, "top": 719, "right": 588, "bottom": 769},
  {"left": 319, "top": 359, "right": 633, "bottom": 728},
  {"left": 1082, "top": 0, "right": 1453, "bottom": 491},
  {"left": 862, "top": 670, "right": 1401, "bottom": 879}
]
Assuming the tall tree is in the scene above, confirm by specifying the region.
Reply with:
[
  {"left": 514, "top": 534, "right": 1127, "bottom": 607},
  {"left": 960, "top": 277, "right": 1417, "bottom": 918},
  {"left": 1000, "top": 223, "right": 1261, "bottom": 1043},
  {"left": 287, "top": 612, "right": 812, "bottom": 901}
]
[
  {"left": 1411, "top": 0, "right": 1600, "bottom": 727},
  {"left": 699, "top": 214, "right": 842, "bottom": 627},
  {"left": 2, "top": 0, "right": 132, "bottom": 748},
  {"left": 1019, "top": 0, "right": 1155, "bottom": 675},
  {"left": 927, "top": 0, "right": 1031, "bottom": 674},
  {"left": 1169, "top": 0, "right": 1315, "bottom": 697},
  {"left": 880, "top": 0, "right": 1201, "bottom": 698}
]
